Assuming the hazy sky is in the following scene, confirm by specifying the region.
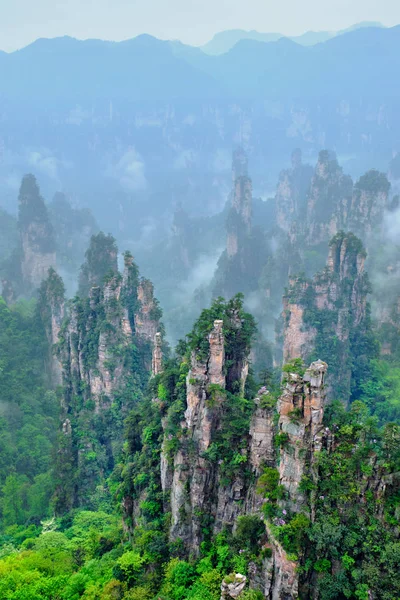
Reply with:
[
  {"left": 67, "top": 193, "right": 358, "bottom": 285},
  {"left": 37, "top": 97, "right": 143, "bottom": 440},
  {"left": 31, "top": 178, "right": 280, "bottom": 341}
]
[{"left": 1, "top": 0, "right": 399, "bottom": 52}]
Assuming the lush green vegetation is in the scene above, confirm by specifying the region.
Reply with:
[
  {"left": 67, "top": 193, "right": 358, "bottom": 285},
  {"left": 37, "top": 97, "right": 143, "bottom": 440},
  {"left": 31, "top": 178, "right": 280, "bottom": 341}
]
[
  {"left": 78, "top": 233, "right": 118, "bottom": 297},
  {"left": 0, "top": 297, "right": 57, "bottom": 527},
  {"left": 0, "top": 195, "right": 400, "bottom": 599}
]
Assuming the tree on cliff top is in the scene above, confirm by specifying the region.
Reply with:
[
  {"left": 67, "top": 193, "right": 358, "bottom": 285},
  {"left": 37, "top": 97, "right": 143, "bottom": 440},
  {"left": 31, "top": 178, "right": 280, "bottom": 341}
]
[
  {"left": 17, "top": 174, "right": 55, "bottom": 253},
  {"left": 78, "top": 232, "right": 118, "bottom": 296}
]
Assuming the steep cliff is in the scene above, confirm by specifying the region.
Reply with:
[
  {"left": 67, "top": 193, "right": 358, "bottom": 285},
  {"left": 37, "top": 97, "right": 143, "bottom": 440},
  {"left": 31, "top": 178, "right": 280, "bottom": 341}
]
[
  {"left": 213, "top": 154, "right": 267, "bottom": 299},
  {"left": 54, "top": 241, "right": 164, "bottom": 511},
  {"left": 282, "top": 232, "right": 374, "bottom": 403},
  {"left": 18, "top": 174, "right": 57, "bottom": 293},
  {"left": 349, "top": 170, "right": 390, "bottom": 242},
  {"left": 304, "top": 150, "right": 353, "bottom": 247},
  {"left": 274, "top": 151, "right": 390, "bottom": 279},
  {"left": 278, "top": 360, "right": 327, "bottom": 512},
  {"left": 275, "top": 149, "right": 313, "bottom": 233},
  {"left": 78, "top": 231, "right": 118, "bottom": 296},
  {"left": 38, "top": 268, "right": 66, "bottom": 386},
  {"left": 160, "top": 297, "right": 256, "bottom": 554},
  {"left": 227, "top": 177, "right": 253, "bottom": 259}
]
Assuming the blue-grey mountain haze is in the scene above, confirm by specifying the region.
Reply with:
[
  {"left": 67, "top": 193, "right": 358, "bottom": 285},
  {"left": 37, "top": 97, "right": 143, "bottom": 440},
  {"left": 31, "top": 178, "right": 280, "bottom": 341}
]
[{"left": 0, "top": 0, "right": 399, "bottom": 51}]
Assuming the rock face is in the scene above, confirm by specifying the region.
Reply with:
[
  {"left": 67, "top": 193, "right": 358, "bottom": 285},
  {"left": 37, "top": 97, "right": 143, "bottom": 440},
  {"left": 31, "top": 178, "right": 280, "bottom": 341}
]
[
  {"left": 264, "top": 522, "right": 300, "bottom": 600},
  {"left": 349, "top": 170, "right": 390, "bottom": 241},
  {"left": 56, "top": 248, "right": 162, "bottom": 510},
  {"left": 275, "top": 150, "right": 389, "bottom": 253},
  {"left": 220, "top": 574, "right": 247, "bottom": 599},
  {"left": 135, "top": 278, "right": 160, "bottom": 342},
  {"left": 162, "top": 317, "right": 253, "bottom": 554},
  {"left": 62, "top": 255, "right": 160, "bottom": 412},
  {"left": 282, "top": 232, "right": 370, "bottom": 402},
  {"left": 278, "top": 361, "right": 327, "bottom": 511},
  {"left": 38, "top": 268, "right": 66, "bottom": 386},
  {"left": 248, "top": 395, "right": 275, "bottom": 472},
  {"left": 227, "top": 176, "right": 253, "bottom": 258},
  {"left": 18, "top": 174, "right": 56, "bottom": 292},
  {"left": 304, "top": 150, "right": 353, "bottom": 246},
  {"left": 275, "top": 149, "right": 313, "bottom": 233},
  {"left": 152, "top": 332, "right": 163, "bottom": 376}
]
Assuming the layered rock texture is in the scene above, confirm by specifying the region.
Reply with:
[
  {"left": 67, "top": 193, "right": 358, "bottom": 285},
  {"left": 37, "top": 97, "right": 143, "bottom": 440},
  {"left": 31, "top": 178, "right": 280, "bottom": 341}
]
[
  {"left": 161, "top": 317, "right": 251, "bottom": 554},
  {"left": 282, "top": 232, "right": 371, "bottom": 402},
  {"left": 276, "top": 150, "right": 390, "bottom": 249},
  {"left": 304, "top": 150, "right": 353, "bottom": 246},
  {"left": 227, "top": 176, "right": 253, "bottom": 259},
  {"left": 38, "top": 268, "right": 66, "bottom": 386},
  {"left": 119, "top": 281, "right": 399, "bottom": 599},
  {"left": 278, "top": 360, "right": 327, "bottom": 512},
  {"left": 54, "top": 240, "right": 163, "bottom": 511}
]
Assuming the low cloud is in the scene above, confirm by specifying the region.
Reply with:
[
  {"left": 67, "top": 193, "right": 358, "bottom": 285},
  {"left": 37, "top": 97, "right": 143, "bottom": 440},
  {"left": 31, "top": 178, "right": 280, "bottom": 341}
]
[
  {"left": 177, "top": 247, "right": 223, "bottom": 300},
  {"left": 27, "top": 150, "right": 61, "bottom": 181},
  {"left": 106, "top": 148, "right": 147, "bottom": 192},
  {"left": 173, "top": 149, "right": 197, "bottom": 170}
]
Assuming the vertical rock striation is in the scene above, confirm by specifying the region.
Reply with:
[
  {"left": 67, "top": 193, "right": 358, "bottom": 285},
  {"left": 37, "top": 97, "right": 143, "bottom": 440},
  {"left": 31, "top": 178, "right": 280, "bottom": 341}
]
[
  {"left": 55, "top": 240, "right": 162, "bottom": 510},
  {"left": 349, "top": 169, "right": 391, "bottom": 242},
  {"left": 278, "top": 360, "right": 327, "bottom": 511},
  {"left": 162, "top": 309, "right": 256, "bottom": 555},
  {"left": 275, "top": 149, "right": 313, "bottom": 233},
  {"left": 282, "top": 232, "right": 371, "bottom": 402},
  {"left": 227, "top": 176, "right": 253, "bottom": 259},
  {"left": 38, "top": 268, "right": 66, "bottom": 386},
  {"left": 305, "top": 150, "right": 353, "bottom": 246}
]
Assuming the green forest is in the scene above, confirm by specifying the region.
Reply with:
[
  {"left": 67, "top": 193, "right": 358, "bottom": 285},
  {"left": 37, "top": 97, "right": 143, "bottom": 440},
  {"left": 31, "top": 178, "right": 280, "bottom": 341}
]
[{"left": 0, "top": 153, "right": 400, "bottom": 600}]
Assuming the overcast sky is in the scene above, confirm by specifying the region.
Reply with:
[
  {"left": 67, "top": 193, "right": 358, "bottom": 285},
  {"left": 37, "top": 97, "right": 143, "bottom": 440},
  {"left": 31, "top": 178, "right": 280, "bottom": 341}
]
[{"left": 0, "top": 0, "right": 399, "bottom": 52}]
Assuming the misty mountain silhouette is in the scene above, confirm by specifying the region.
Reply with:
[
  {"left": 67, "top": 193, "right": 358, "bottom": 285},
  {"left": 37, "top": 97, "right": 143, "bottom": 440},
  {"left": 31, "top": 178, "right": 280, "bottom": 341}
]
[{"left": 0, "top": 25, "right": 398, "bottom": 104}]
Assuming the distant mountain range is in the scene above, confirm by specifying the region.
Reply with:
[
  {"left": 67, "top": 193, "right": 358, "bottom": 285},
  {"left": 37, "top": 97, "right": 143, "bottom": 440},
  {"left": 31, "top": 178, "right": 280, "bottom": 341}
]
[
  {"left": 200, "top": 21, "right": 385, "bottom": 54},
  {"left": 0, "top": 24, "right": 398, "bottom": 103},
  {"left": 0, "top": 23, "right": 399, "bottom": 239}
]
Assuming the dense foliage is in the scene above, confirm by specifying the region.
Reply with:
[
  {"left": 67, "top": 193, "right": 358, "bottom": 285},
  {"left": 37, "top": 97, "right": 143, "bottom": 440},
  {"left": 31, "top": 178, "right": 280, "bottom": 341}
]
[
  {"left": 78, "top": 233, "right": 119, "bottom": 297},
  {"left": 0, "top": 149, "right": 400, "bottom": 599},
  {"left": 0, "top": 297, "right": 57, "bottom": 527}
]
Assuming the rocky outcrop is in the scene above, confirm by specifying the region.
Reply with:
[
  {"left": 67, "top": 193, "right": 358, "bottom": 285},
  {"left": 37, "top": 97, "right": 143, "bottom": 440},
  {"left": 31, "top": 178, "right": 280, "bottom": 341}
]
[
  {"left": 38, "top": 268, "right": 66, "bottom": 386},
  {"left": 18, "top": 174, "right": 56, "bottom": 292},
  {"left": 278, "top": 360, "right": 327, "bottom": 511},
  {"left": 152, "top": 332, "right": 163, "bottom": 376},
  {"left": 62, "top": 257, "right": 160, "bottom": 412},
  {"left": 163, "top": 316, "right": 253, "bottom": 554},
  {"left": 135, "top": 278, "right": 160, "bottom": 342},
  {"left": 305, "top": 150, "right": 353, "bottom": 246},
  {"left": 220, "top": 573, "right": 247, "bottom": 599},
  {"left": 349, "top": 170, "right": 390, "bottom": 242},
  {"left": 282, "top": 288, "right": 316, "bottom": 365},
  {"left": 227, "top": 176, "right": 252, "bottom": 258},
  {"left": 275, "top": 149, "right": 313, "bottom": 233},
  {"left": 282, "top": 232, "right": 370, "bottom": 402},
  {"left": 264, "top": 524, "right": 299, "bottom": 600},
  {"left": 248, "top": 394, "right": 275, "bottom": 472},
  {"left": 57, "top": 245, "right": 162, "bottom": 509},
  {"left": 167, "top": 320, "right": 228, "bottom": 551},
  {"left": 244, "top": 361, "right": 326, "bottom": 600},
  {"left": 276, "top": 152, "right": 390, "bottom": 254}
]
